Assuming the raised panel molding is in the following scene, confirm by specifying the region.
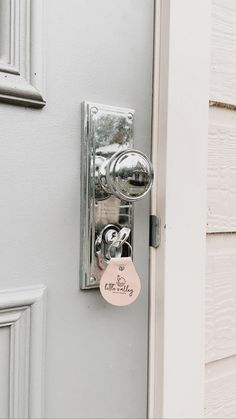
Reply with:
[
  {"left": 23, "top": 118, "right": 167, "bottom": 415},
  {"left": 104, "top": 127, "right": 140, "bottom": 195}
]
[
  {"left": 0, "top": 0, "right": 45, "bottom": 108},
  {"left": 0, "top": 285, "right": 46, "bottom": 419}
]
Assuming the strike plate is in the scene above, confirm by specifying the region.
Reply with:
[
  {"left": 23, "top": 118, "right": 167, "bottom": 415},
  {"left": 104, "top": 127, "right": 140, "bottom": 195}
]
[{"left": 80, "top": 102, "right": 135, "bottom": 289}]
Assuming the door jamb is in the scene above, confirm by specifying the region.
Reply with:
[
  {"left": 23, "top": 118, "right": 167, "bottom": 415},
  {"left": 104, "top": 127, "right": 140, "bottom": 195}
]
[{"left": 148, "top": 1, "right": 210, "bottom": 417}]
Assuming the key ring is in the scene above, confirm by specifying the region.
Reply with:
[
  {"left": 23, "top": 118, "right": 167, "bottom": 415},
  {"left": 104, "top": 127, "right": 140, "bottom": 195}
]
[{"left": 108, "top": 240, "right": 132, "bottom": 260}]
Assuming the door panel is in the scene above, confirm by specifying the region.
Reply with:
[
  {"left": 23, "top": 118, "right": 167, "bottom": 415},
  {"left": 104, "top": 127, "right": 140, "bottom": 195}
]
[{"left": 0, "top": 1, "right": 154, "bottom": 417}]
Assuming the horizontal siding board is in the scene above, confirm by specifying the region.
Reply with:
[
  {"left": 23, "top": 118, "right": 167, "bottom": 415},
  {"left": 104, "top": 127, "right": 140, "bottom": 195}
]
[
  {"left": 206, "top": 233, "right": 236, "bottom": 363},
  {"left": 207, "top": 107, "right": 236, "bottom": 232},
  {"left": 205, "top": 356, "right": 236, "bottom": 418},
  {"left": 211, "top": 0, "right": 236, "bottom": 105}
]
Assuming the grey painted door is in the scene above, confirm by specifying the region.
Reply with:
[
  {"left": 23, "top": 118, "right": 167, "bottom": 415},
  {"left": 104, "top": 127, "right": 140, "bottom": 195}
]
[{"left": 0, "top": 1, "right": 154, "bottom": 418}]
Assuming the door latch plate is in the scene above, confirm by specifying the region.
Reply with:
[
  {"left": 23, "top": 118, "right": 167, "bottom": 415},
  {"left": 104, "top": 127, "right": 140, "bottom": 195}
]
[{"left": 149, "top": 215, "right": 161, "bottom": 248}]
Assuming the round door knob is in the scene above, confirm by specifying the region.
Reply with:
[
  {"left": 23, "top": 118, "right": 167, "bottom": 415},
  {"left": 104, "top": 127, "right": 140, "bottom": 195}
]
[{"left": 99, "top": 149, "right": 154, "bottom": 202}]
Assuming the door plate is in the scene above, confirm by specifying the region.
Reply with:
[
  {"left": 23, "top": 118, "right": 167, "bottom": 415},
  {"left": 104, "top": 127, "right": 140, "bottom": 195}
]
[{"left": 80, "top": 102, "right": 134, "bottom": 289}]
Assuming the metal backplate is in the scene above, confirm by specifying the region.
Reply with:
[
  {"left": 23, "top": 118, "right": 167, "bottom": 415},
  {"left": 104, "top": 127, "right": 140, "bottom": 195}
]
[{"left": 80, "top": 102, "right": 134, "bottom": 289}]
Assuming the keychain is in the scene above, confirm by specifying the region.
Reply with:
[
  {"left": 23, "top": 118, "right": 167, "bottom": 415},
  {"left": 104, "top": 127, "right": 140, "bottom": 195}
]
[{"left": 99, "top": 240, "right": 141, "bottom": 306}]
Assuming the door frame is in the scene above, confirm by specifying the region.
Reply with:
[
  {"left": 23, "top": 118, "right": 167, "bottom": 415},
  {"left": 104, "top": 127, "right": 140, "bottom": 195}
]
[{"left": 148, "top": 1, "right": 210, "bottom": 417}]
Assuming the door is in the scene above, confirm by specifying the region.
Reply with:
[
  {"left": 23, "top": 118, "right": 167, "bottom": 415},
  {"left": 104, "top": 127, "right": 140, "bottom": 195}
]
[{"left": 0, "top": 1, "right": 154, "bottom": 418}]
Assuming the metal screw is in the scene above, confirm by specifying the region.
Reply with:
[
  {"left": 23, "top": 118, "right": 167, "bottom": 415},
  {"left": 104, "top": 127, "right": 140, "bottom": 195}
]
[
  {"left": 127, "top": 112, "right": 133, "bottom": 120},
  {"left": 91, "top": 107, "right": 98, "bottom": 114},
  {"left": 90, "top": 276, "right": 97, "bottom": 284}
]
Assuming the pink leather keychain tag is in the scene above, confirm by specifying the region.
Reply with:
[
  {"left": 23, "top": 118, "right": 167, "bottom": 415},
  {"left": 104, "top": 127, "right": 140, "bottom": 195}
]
[{"left": 100, "top": 257, "right": 141, "bottom": 306}]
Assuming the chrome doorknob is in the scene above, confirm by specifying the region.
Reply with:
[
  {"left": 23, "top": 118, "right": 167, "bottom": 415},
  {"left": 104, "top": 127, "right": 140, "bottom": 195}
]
[{"left": 98, "top": 149, "right": 154, "bottom": 202}]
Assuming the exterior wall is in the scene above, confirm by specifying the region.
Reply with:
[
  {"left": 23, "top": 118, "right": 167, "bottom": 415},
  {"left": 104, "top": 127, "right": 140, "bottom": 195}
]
[{"left": 205, "top": 0, "right": 236, "bottom": 417}]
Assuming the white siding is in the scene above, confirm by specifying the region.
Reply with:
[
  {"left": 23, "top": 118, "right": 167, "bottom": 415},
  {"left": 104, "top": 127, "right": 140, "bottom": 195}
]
[
  {"left": 206, "top": 234, "right": 236, "bottom": 363},
  {"left": 208, "top": 107, "right": 236, "bottom": 232},
  {"left": 205, "top": 356, "right": 236, "bottom": 418},
  {"left": 206, "top": 0, "right": 236, "bottom": 416},
  {"left": 210, "top": 0, "right": 236, "bottom": 105}
]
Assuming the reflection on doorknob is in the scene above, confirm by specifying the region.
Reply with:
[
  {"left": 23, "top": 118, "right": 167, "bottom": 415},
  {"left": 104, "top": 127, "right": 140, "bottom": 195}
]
[{"left": 97, "top": 149, "right": 153, "bottom": 202}]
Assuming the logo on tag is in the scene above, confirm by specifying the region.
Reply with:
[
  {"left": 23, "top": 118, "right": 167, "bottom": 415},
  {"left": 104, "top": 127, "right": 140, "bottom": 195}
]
[
  {"left": 100, "top": 257, "right": 141, "bottom": 306},
  {"left": 116, "top": 275, "right": 126, "bottom": 286}
]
